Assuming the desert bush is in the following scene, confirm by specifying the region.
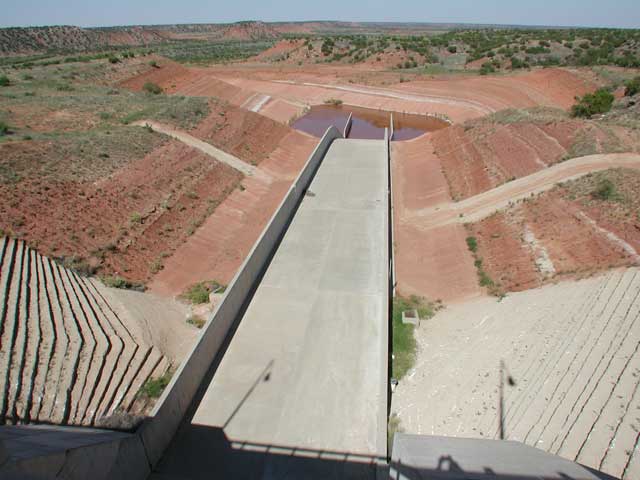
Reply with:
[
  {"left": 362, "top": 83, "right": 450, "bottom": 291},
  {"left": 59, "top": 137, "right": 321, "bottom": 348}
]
[
  {"left": 139, "top": 371, "right": 172, "bottom": 399},
  {"left": 180, "top": 280, "right": 225, "bottom": 304},
  {"left": 101, "top": 275, "right": 145, "bottom": 291},
  {"left": 108, "top": 55, "right": 120, "bottom": 64},
  {"left": 0, "top": 75, "right": 10, "bottom": 86},
  {"left": 480, "top": 62, "right": 495, "bottom": 75},
  {"left": 187, "top": 315, "right": 206, "bottom": 329},
  {"left": 625, "top": 77, "right": 640, "bottom": 97},
  {"left": 130, "top": 212, "right": 143, "bottom": 224},
  {"left": 592, "top": 178, "right": 617, "bottom": 200},
  {"left": 447, "top": 45, "right": 457, "bottom": 53},
  {"left": 571, "top": 88, "right": 615, "bottom": 117},
  {"left": 149, "top": 60, "right": 159, "bottom": 68},
  {"left": 0, "top": 121, "right": 8, "bottom": 136},
  {"left": 143, "top": 81, "right": 163, "bottom": 95},
  {"left": 466, "top": 236, "right": 478, "bottom": 253},
  {"left": 324, "top": 98, "right": 343, "bottom": 106}
]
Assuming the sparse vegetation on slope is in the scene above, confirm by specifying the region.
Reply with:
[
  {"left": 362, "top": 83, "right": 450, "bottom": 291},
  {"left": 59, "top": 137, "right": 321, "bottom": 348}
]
[{"left": 392, "top": 295, "right": 438, "bottom": 379}]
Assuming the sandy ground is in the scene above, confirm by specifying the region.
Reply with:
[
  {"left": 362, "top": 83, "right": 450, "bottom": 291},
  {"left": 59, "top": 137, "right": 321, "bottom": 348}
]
[{"left": 391, "top": 268, "right": 640, "bottom": 480}]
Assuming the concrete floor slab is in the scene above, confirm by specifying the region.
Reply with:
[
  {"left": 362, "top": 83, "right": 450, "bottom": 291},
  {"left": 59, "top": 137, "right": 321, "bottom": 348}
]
[{"left": 155, "top": 139, "right": 388, "bottom": 478}]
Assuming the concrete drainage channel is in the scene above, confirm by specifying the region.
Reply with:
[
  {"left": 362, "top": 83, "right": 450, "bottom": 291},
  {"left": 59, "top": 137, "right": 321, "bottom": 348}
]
[{"left": 0, "top": 125, "right": 395, "bottom": 478}]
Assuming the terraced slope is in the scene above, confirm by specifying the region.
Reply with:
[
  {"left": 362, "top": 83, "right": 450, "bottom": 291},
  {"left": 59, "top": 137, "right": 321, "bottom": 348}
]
[
  {"left": 393, "top": 268, "right": 640, "bottom": 480},
  {"left": 0, "top": 237, "right": 171, "bottom": 427}
]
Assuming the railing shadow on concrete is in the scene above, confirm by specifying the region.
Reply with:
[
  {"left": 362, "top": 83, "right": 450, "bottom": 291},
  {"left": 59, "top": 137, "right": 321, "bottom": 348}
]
[{"left": 152, "top": 423, "right": 615, "bottom": 480}]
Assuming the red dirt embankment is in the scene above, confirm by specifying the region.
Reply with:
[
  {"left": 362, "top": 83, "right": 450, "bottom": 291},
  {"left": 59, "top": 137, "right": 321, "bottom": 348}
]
[
  {"left": 0, "top": 139, "right": 241, "bottom": 283},
  {"left": 467, "top": 169, "right": 640, "bottom": 294},
  {"left": 118, "top": 59, "right": 193, "bottom": 92},
  {"left": 432, "top": 114, "right": 639, "bottom": 201},
  {"left": 193, "top": 100, "right": 291, "bottom": 166},
  {"left": 392, "top": 136, "right": 481, "bottom": 303},
  {"left": 149, "top": 129, "right": 317, "bottom": 296}
]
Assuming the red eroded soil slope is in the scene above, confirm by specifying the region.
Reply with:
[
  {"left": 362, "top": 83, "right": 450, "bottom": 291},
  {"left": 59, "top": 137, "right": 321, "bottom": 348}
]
[
  {"left": 192, "top": 100, "right": 291, "bottom": 166},
  {"left": 433, "top": 114, "right": 638, "bottom": 201},
  {"left": 149, "top": 129, "right": 317, "bottom": 296},
  {"left": 0, "top": 139, "right": 242, "bottom": 283},
  {"left": 118, "top": 59, "right": 193, "bottom": 92},
  {"left": 466, "top": 169, "right": 640, "bottom": 294}
]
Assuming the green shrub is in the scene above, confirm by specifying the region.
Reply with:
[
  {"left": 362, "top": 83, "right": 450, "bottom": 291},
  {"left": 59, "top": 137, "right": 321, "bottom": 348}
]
[
  {"left": 0, "top": 75, "right": 10, "bottom": 86},
  {"left": 187, "top": 315, "right": 206, "bottom": 329},
  {"left": 108, "top": 55, "right": 120, "bottom": 64},
  {"left": 143, "top": 82, "right": 163, "bottom": 95},
  {"left": 139, "top": 371, "right": 172, "bottom": 399},
  {"left": 466, "top": 236, "right": 478, "bottom": 253},
  {"left": 625, "top": 77, "right": 640, "bottom": 97},
  {"left": 149, "top": 60, "right": 159, "bottom": 68},
  {"left": 592, "top": 178, "right": 616, "bottom": 200},
  {"left": 130, "top": 212, "right": 143, "bottom": 224},
  {"left": 480, "top": 62, "right": 496, "bottom": 75},
  {"left": 324, "top": 98, "right": 343, "bottom": 106},
  {"left": 101, "top": 275, "right": 145, "bottom": 291},
  {"left": 180, "top": 280, "right": 225, "bottom": 304},
  {"left": 0, "top": 121, "right": 8, "bottom": 136},
  {"left": 571, "top": 88, "right": 614, "bottom": 118}
]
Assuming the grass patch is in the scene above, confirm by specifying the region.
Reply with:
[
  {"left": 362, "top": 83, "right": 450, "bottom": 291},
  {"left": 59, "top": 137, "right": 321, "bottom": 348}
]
[
  {"left": 100, "top": 275, "right": 146, "bottom": 291},
  {"left": 592, "top": 178, "right": 619, "bottom": 201},
  {"left": 143, "top": 81, "right": 163, "bottom": 95},
  {"left": 465, "top": 232, "right": 503, "bottom": 297},
  {"left": 187, "top": 315, "right": 206, "bottom": 329},
  {"left": 392, "top": 295, "right": 437, "bottom": 380},
  {"left": 139, "top": 371, "right": 173, "bottom": 399},
  {"left": 180, "top": 280, "right": 226, "bottom": 304},
  {"left": 324, "top": 98, "right": 343, "bottom": 106}
]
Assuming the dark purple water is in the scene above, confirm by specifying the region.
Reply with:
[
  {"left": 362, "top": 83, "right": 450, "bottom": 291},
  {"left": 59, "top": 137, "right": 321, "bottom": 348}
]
[{"left": 292, "top": 104, "right": 448, "bottom": 140}]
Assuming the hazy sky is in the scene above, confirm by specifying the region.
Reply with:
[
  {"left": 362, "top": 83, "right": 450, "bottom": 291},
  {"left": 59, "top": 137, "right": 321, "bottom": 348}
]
[{"left": 2, "top": 0, "right": 639, "bottom": 29}]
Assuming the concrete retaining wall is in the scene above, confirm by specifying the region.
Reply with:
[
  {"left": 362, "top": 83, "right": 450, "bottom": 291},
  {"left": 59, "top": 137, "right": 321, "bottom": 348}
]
[
  {"left": 389, "top": 114, "right": 394, "bottom": 141},
  {"left": 343, "top": 112, "right": 353, "bottom": 139},
  {"left": 380, "top": 128, "right": 391, "bottom": 460},
  {"left": 139, "top": 125, "right": 344, "bottom": 468}
]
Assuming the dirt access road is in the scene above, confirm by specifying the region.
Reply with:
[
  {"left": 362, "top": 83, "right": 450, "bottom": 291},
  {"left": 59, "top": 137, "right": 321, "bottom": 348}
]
[
  {"left": 408, "top": 152, "right": 640, "bottom": 228},
  {"left": 393, "top": 148, "right": 640, "bottom": 302}
]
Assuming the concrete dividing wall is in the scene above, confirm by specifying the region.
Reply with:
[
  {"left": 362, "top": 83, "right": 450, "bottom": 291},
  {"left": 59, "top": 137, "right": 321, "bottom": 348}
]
[
  {"left": 139, "top": 126, "right": 344, "bottom": 468},
  {"left": 386, "top": 129, "right": 396, "bottom": 297},
  {"left": 343, "top": 112, "right": 353, "bottom": 138},
  {"left": 380, "top": 128, "right": 391, "bottom": 459},
  {"left": 389, "top": 114, "right": 394, "bottom": 141}
]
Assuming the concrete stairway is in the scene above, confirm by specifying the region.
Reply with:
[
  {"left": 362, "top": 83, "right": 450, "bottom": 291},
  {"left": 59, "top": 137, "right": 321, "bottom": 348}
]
[{"left": 0, "top": 237, "right": 171, "bottom": 427}]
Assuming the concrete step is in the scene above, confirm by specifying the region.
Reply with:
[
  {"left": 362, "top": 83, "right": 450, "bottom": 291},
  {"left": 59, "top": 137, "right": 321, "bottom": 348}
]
[
  {"left": 81, "top": 278, "right": 140, "bottom": 422},
  {"left": 122, "top": 347, "right": 164, "bottom": 413},
  {"left": 13, "top": 248, "right": 41, "bottom": 422},
  {"left": 0, "top": 236, "right": 8, "bottom": 282},
  {"left": 28, "top": 253, "right": 56, "bottom": 422},
  {"left": 55, "top": 266, "right": 99, "bottom": 426},
  {"left": 554, "top": 273, "right": 640, "bottom": 460},
  {"left": 0, "top": 240, "right": 26, "bottom": 423},
  {"left": 533, "top": 270, "right": 636, "bottom": 448},
  {"left": 502, "top": 271, "right": 614, "bottom": 440},
  {"left": 34, "top": 255, "right": 69, "bottom": 423},
  {"left": 69, "top": 270, "right": 121, "bottom": 426},
  {"left": 45, "top": 260, "right": 83, "bottom": 425},
  {"left": 6, "top": 246, "right": 35, "bottom": 423},
  {"left": 107, "top": 344, "right": 155, "bottom": 416}
]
